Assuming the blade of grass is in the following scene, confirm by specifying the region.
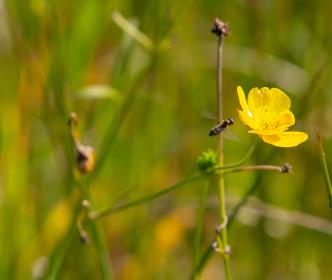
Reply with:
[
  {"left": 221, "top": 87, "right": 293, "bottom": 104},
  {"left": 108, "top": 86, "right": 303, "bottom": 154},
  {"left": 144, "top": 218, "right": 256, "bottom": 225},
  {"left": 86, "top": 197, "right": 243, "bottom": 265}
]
[
  {"left": 89, "top": 222, "right": 113, "bottom": 280},
  {"left": 90, "top": 57, "right": 156, "bottom": 182},
  {"left": 317, "top": 132, "right": 332, "bottom": 209},
  {"left": 42, "top": 202, "right": 82, "bottom": 280},
  {"left": 80, "top": 178, "right": 114, "bottom": 280},
  {"left": 192, "top": 180, "right": 210, "bottom": 279},
  {"left": 112, "top": 11, "right": 153, "bottom": 51}
]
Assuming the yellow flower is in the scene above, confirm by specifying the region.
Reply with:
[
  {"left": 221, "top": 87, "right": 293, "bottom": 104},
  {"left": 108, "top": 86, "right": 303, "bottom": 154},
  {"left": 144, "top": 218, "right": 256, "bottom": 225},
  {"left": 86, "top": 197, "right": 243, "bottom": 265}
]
[{"left": 237, "top": 86, "right": 308, "bottom": 147}]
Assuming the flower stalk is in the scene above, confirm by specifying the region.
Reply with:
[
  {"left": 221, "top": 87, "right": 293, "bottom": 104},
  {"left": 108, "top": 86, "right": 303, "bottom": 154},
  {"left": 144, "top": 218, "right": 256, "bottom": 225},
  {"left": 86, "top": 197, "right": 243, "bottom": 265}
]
[
  {"left": 211, "top": 18, "right": 232, "bottom": 280},
  {"left": 223, "top": 163, "right": 292, "bottom": 174}
]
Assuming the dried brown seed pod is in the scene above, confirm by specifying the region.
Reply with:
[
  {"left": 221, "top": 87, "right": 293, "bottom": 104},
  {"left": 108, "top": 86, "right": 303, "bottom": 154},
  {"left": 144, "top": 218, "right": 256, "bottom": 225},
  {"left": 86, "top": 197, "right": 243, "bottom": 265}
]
[{"left": 76, "top": 145, "right": 95, "bottom": 174}]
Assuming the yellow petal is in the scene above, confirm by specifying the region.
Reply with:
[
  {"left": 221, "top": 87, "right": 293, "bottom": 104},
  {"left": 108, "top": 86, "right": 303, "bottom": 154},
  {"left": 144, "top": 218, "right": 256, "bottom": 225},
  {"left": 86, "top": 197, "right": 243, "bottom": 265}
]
[
  {"left": 237, "top": 86, "right": 249, "bottom": 112},
  {"left": 238, "top": 109, "right": 261, "bottom": 130},
  {"left": 248, "top": 127, "right": 287, "bottom": 135},
  {"left": 270, "top": 88, "right": 291, "bottom": 111},
  {"left": 276, "top": 110, "right": 295, "bottom": 128},
  {"left": 248, "top": 87, "right": 291, "bottom": 116},
  {"left": 247, "top": 87, "right": 261, "bottom": 115},
  {"left": 261, "top": 131, "right": 308, "bottom": 147}
]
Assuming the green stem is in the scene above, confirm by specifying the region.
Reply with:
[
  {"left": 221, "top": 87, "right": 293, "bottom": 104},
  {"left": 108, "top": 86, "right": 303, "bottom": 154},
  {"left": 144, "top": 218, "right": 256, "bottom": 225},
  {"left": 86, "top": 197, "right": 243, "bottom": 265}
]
[
  {"left": 89, "top": 141, "right": 259, "bottom": 222},
  {"left": 90, "top": 222, "right": 113, "bottom": 280},
  {"left": 214, "top": 137, "right": 258, "bottom": 171},
  {"left": 89, "top": 163, "right": 284, "bottom": 222},
  {"left": 215, "top": 26, "right": 232, "bottom": 280},
  {"left": 192, "top": 161, "right": 284, "bottom": 277},
  {"left": 43, "top": 202, "right": 82, "bottom": 280},
  {"left": 190, "top": 173, "right": 263, "bottom": 278},
  {"left": 89, "top": 174, "right": 206, "bottom": 220},
  {"left": 317, "top": 134, "right": 332, "bottom": 209},
  {"left": 193, "top": 181, "right": 210, "bottom": 278},
  {"left": 225, "top": 164, "right": 286, "bottom": 174},
  {"left": 190, "top": 160, "right": 290, "bottom": 277},
  {"left": 81, "top": 179, "right": 114, "bottom": 280}
]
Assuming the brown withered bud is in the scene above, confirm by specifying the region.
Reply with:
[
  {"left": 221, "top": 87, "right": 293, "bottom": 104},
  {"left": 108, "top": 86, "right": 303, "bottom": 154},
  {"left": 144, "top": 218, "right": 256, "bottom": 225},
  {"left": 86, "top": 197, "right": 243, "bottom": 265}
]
[
  {"left": 76, "top": 145, "right": 95, "bottom": 174},
  {"left": 211, "top": 18, "right": 230, "bottom": 37},
  {"left": 69, "top": 112, "right": 79, "bottom": 126},
  {"left": 82, "top": 199, "right": 91, "bottom": 208},
  {"left": 79, "top": 229, "right": 90, "bottom": 244},
  {"left": 68, "top": 112, "right": 96, "bottom": 174}
]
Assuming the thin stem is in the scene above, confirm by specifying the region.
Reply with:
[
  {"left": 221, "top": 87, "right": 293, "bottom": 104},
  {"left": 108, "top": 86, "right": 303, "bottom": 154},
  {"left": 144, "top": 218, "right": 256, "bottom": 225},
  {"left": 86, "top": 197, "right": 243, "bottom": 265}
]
[
  {"left": 193, "top": 181, "right": 210, "bottom": 278},
  {"left": 89, "top": 174, "right": 206, "bottom": 220},
  {"left": 215, "top": 24, "right": 232, "bottom": 280},
  {"left": 88, "top": 142, "right": 261, "bottom": 222},
  {"left": 225, "top": 164, "right": 287, "bottom": 174},
  {"left": 317, "top": 133, "right": 332, "bottom": 209},
  {"left": 43, "top": 202, "right": 82, "bottom": 280},
  {"left": 215, "top": 137, "right": 258, "bottom": 170},
  {"left": 90, "top": 222, "right": 113, "bottom": 280},
  {"left": 191, "top": 162, "right": 288, "bottom": 277},
  {"left": 80, "top": 178, "right": 114, "bottom": 280},
  {"left": 190, "top": 173, "right": 264, "bottom": 279},
  {"left": 89, "top": 163, "right": 286, "bottom": 222}
]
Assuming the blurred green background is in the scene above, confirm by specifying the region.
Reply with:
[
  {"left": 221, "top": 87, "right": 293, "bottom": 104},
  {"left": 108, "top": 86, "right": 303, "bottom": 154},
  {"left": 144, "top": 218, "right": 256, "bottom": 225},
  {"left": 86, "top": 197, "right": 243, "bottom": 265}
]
[{"left": 1, "top": 0, "right": 332, "bottom": 279}]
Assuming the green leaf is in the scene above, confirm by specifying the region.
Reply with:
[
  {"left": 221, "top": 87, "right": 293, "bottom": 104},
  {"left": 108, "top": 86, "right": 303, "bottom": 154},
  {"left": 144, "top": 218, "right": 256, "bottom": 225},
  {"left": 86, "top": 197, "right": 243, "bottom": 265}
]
[{"left": 76, "top": 85, "right": 121, "bottom": 101}]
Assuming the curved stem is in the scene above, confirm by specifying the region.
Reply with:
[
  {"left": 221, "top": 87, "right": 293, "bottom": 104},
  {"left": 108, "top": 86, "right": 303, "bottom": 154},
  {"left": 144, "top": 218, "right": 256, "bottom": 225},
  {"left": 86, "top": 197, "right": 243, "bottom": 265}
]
[
  {"left": 88, "top": 142, "right": 260, "bottom": 222},
  {"left": 89, "top": 174, "right": 206, "bottom": 220},
  {"left": 214, "top": 137, "right": 258, "bottom": 171},
  {"left": 89, "top": 163, "right": 286, "bottom": 222}
]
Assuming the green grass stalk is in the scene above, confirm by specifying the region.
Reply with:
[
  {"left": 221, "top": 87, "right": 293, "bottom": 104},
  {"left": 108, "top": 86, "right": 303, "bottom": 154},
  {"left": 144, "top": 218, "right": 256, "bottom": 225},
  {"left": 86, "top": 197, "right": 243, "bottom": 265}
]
[
  {"left": 193, "top": 181, "right": 210, "bottom": 278},
  {"left": 317, "top": 133, "right": 332, "bottom": 209},
  {"left": 80, "top": 178, "right": 114, "bottom": 280}
]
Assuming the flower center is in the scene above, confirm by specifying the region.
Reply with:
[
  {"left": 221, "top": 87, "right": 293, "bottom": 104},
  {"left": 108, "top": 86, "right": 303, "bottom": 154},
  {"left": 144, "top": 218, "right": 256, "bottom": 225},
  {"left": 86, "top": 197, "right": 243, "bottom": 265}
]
[{"left": 257, "top": 109, "right": 278, "bottom": 131}]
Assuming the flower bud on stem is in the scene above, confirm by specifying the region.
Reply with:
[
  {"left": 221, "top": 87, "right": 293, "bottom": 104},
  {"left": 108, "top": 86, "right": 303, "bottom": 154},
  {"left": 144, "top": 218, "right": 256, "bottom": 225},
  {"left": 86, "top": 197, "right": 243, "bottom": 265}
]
[{"left": 68, "top": 112, "right": 95, "bottom": 174}]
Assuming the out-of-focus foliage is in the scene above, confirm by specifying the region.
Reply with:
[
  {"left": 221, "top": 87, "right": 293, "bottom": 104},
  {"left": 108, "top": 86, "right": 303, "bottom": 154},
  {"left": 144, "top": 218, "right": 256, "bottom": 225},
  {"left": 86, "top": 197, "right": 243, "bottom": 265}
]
[{"left": 1, "top": 0, "right": 332, "bottom": 279}]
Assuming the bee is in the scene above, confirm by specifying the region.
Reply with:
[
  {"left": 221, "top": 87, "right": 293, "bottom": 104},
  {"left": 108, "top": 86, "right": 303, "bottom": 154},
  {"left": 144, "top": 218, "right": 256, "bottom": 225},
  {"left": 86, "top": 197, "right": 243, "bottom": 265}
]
[{"left": 209, "top": 118, "right": 234, "bottom": 136}]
